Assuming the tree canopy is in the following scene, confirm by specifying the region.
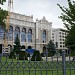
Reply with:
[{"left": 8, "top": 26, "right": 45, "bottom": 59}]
[
  {"left": 0, "top": 0, "right": 6, "bottom": 5},
  {"left": 57, "top": 0, "right": 75, "bottom": 55},
  {"left": 14, "top": 34, "right": 20, "bottom": 47},
  {"left": 0, "top": 8, "right": 8, "bottom": 30},
  {"left": 57, "top": 0, "right": 75, "bottom": 30},
  {"left": 14, "top": 34, "right": 21, "bottom": 54},
  {"left": 0, "top": 0, "right": 8, "bottom": 31},
  {"left": 46, "top": 40, "right": 56, "bottom": 56},
  {"left": 46, "top": 40, "right": 56, "bottom": 51}
]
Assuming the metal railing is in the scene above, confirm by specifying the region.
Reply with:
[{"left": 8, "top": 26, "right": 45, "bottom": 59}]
[{"left": 0, "top": 50, "right": 75, "bottom": 75}]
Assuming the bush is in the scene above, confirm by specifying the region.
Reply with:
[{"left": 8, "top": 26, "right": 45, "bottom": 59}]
[
  {"left": 31, "top": 50, "right": 42, "bottom": 61},
  {"left": 48, "top": 51, "right": 56, "bottom": 57},
  {"left": 58, "top": 50, "right": 62, "bottom": 56},
  {"left": 71, "top": 50, "right": 75, "bottom": 56},
  {"left": 9, "top": 52, "right": 16, "bottom": 59},
  {"left": 19, "top": 51, "right": 28, "bottom": 60},
  {"left": 41, "top": 53, "right": 44, "bottom": 57},
  {"left": 27, "top": 53, "right": 30, "bottom": 57},
  {"left": 13, "top": 45, "right": 21, "bottom": 54}
]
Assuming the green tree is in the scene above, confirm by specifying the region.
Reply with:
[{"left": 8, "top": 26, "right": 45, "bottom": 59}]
[
  {"left": 0, "top": 0, "right": 6, "bottom": 5},
  {"left": 31, "top": 50, "right": 42, "bottom": 61},
  {"left": 14, "top": 34, "right": 21, "bottom": 54},
  {"left": 57, "top": 0, "right": 75, "bottom": 56},
  {"left": 57, "top": 0, "right": 75, "bottom": 30},
  {"left": 46, "top": 40, "right": 56, "bottom": 56},
  {"left": 0, "top": 9, "right": 8, "bottom": 30},
  {"left": 14, "top": 34, "right": 20, "bottom": 46},
  {"left": 65, "top": 25, "right": 75, "bottom": 56},
  {"left": 0, "top": 0, "right": 8, "bottom": 31}
]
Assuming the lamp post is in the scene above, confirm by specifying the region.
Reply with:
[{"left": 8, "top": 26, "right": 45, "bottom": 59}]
[
  {"left": 46, "top": 46, "right": 48, "bottom": 62},
  {"left": 35, "top": 22, "right": 36, "bottom": 50}
]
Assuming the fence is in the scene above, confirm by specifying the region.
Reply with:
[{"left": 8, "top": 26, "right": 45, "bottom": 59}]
[{"left": 0, "top": 50, "right": 75, "bottom": 75}]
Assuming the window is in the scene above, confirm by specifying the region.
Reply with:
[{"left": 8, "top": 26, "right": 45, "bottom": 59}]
[
  {"left": 60, "top": 45, "right": 62, "bottom": 47},
  {"left": 42, "top": 30, "right": 46, "bottom": 43},
  {"left": 65, "top": 33, "right": 67, "bottom": 35},
  {"left": 28, "top": 29, "right": 32, "bottom": 42},
  {"left": 52, "top": 36, "right": 54, "bottom": 38},
  {"left": 60, "top": 39, "right": 62, "bottom": 41},
  {"left": 56, "top": 42, "right": 58, "bottom": 48},
  {"left": 14, "top": 26, "right": 20, "bottom": 41},
  {"left": 62, "top": 36, "right": 64, "bottom": 38},
  {"left": 53, "top": 39, "right": 54, "bottom": 41},
  {"left": 62, "top": 33, "right": 64, "bottom": 35},
  {"left": 0, "top": 26, "right": 4, "bottom": 39},
  {"left": 59, "top": 32, "right": 61, "bottom": 34},
  {"left": 52, "top": 33, "right": 54, "bottom": 35},
  {"left": 9, "top": 26, "right": 13, "bottom": 41},
  {"left": 60, "top": 42, "right": 62, "bottom": 44},
  {"left": 21, "top": 28, "right": 26, "bottom": 42},
  {"left": 63, "top": 39, "right": 64, "bottom": 41}
]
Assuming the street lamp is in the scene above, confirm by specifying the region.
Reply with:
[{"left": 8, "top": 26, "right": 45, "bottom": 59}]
[{"left": 35, "top": 22, "right": 36, "bottom": 50}]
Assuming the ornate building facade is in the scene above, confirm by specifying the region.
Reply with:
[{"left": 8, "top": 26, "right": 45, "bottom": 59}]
[{"left": 0, "top": 12, "right": 52, "bottom": 53}]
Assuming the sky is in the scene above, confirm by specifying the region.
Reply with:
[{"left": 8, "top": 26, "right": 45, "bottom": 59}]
[{"left": 0, "top": 0, "right": 73, "bottom": 29}]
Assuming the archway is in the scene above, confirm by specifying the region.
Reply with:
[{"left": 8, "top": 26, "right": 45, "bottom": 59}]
[
  {"left": 21, "top": 45, "right": 26, "bottom": 49},
  {"left": 43, "top": 46, "right": 46, "bottom": 53},
  {"left": 27, "top": 46, "right": 32, "bottom": 49}
]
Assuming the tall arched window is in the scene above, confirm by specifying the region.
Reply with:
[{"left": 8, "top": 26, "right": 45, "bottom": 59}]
[
  {"left": 9, "top": 26, "right": 13, "bottom": 41},
  {"left": 0, "top": 26, "right": 4, "bottom": 39},
  {"left": 28, "top": 29, "right": 32, "bottom": 42},
  {"left": 42, "top": 30, "right": 46, "bottom": 43},
  {"left": 21, "top": 28, "right": 26, "bottom": 42},
  {"left": 14, "top": 26, "right": 20, "bottom": 41}
]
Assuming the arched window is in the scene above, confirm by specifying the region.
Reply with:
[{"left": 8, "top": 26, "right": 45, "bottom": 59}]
[
  {"left": 9, "top": 26, "right": 13, "bottom": 41},
  {"left": 42, "top": 30, "right": 46, "bottom": 43},
  {"left": 21, "top": 28, "right": 26, "bottom": 42},
  {"left": 0, "top": 26, "right": 4, "bottom": 39},
  {"left": 28, "top": 29, "right": 32, "bottom": 42},
  {"left": 14, "top": 26, "right": 20, "bottom": 41}
]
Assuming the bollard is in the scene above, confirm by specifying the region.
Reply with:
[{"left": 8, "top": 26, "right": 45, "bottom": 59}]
[{"left": 62, "top": 50, "right": 66, "bottom": 75}]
